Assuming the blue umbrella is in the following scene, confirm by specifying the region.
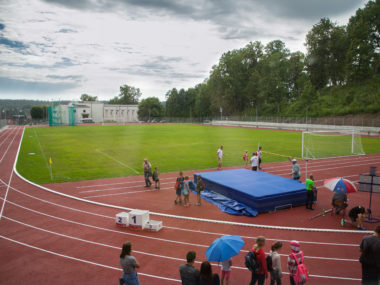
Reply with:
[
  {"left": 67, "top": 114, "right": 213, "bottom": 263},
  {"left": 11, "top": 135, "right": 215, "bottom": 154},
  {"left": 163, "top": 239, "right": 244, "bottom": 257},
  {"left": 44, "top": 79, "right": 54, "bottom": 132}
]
[{"left": 205, "top": 235, "right": 245, "bottom": 262}]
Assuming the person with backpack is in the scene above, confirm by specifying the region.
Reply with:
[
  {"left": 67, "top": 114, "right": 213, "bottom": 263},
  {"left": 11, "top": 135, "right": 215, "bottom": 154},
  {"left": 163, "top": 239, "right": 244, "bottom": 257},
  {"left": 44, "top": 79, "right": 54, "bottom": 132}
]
[
  {"left": 249, "top": 236, "right": 268, "bottom": 285},
  {"left": 269, "top": 242, "right": 283, "bottom": 285},
  {"left": 287, "top": 240, "right": 308, "bottom": 285}
]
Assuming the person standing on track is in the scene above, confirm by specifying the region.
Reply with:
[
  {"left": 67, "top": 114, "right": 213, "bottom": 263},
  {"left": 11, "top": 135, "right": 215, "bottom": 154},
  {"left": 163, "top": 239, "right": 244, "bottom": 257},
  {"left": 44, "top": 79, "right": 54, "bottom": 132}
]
[
  {"left": 257, "top": 146, "right": 263, "bottom": 170},
  {"left": 288, "top": 158, "right": 300, "bottom": 180},
  {"left": 196, "top": 176, "right": 205, "bottom": 206},
  {"left": 179, "top": 251, "right": 200, "bottom": 285},
  {"left": 152, "top": 166, "right": 160, "bottom": 189},
  {"left": 359, "top": 225, "right": 380, "bottom": 285},
  {"left": 287, "top": 240, "right": 304, "bottom": 285},
  {"left": 175, "top": 171, "right": 185, "bottom": 205},
  {"left": 142, "top": 158, "right": 152, "bottom": 187},
  {"left": 305, "top": 174, "right": 316, "bottom": 210},
  {"left": 217, "top": 145, "right": 223, "bottom": 170},
  {"left": 250, "top": 236, "right": 268, "bottom": 285},
  {"left": 250, "top": 152, "right": 259, "bottom": 171},
  {"left": 120, "top": 242, "right": 140, "bottom": 285}
]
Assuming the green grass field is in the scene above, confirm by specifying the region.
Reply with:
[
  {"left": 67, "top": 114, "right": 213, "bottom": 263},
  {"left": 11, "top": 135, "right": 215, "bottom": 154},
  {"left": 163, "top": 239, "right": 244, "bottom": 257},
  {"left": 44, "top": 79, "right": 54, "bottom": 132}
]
[{"left": 16, "top": 124, "right": 380, "bottom": 184}]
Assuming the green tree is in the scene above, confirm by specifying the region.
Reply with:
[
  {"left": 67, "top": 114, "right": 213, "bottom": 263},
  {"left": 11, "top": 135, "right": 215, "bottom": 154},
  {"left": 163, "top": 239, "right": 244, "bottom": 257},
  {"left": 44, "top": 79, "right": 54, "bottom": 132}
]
[
  {"left": 109, "top": 85, "right": 141, "bottom": 104},
  {"left": 346, "top": 0, "right": 380, "bottom": 83},
  {"left": 305, "top": 18, "right": 348, "bottom": 89},
  {"left": 80, "top": 94, "right": 97, "bottom": 101},
  {"left": 30, "top": 106, "right": 44, "bottom": 119},
  {"left": 137, "top": 97, "right": 164, "bottom": 121}
]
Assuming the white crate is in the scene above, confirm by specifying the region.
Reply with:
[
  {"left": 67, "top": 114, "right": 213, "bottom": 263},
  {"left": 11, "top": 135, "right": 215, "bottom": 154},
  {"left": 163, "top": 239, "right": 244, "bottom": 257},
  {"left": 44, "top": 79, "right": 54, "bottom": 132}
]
[
  {"left": 128, "top": 210, "right": 149, "bottom": 230},
  {"left": 144, "top": 220, "right": 163, "bottom": 232},
  {"left": 115, "top": 212, "right": 129, "bottom": 227}
]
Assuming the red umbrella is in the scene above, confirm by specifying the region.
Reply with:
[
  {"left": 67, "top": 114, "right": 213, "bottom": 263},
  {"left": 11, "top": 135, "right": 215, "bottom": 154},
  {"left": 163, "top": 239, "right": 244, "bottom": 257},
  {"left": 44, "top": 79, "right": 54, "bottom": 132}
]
[{"left": 323, "top": 177, "right": 357, "bottom": 194}]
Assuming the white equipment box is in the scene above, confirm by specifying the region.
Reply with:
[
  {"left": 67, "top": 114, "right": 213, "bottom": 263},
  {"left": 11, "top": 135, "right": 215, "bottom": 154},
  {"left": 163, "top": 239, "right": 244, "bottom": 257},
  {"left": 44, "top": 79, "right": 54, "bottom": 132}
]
[
  {"left": 128, "top": 210, "right": 149, "bottom": 230},
  {"left": 115, "top": 212, "right": 129, "bottom": 227},
  {"left": 144, "top": 220, "right": 163, "bottom": 232}
]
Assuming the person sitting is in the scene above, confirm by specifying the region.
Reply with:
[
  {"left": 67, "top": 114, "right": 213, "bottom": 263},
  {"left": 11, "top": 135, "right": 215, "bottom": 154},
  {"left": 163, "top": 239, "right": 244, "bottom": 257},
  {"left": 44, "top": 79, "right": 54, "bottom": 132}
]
[
  {"left": 341, "top": 206, "right": 371, "bottom": 230},
  {"left": 331, "top": 192, "right": 348, "bottom": 216}
]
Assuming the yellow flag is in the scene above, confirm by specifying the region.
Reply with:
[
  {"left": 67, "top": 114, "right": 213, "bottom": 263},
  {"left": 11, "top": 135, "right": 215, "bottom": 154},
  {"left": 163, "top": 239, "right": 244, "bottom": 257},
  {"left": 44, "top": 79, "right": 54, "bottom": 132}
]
[{"left": 49, "top": 157, "right": 53, "bottom": 165}]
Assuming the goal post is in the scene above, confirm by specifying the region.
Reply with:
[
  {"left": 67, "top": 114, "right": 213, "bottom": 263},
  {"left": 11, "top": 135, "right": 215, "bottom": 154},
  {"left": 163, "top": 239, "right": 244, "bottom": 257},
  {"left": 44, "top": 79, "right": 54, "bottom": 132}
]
[{"left": 302, "top": 130, "right": 365, "bottom": 160}]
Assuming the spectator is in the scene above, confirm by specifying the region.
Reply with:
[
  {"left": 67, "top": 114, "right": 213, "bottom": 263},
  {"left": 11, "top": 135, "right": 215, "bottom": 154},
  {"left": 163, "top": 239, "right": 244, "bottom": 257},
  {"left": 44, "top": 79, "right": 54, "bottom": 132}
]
[
  {"left": 152, "top": 167, "right": 160, "bottom": 189},
  {"left": 200, "top": 261, "right": 220, "bottom": 285},
  {"left": 217, "top": 146, "right": 223, "bottom": 170},
  {"left": 183, "top": 180, "right": 191, "bottom": 207},
  {"left": 305, "top": 175, "right": 316, "bottom": 210},
  {"left": 142, "top": 159, "right": 152, "bottom": 187},
  {"left": 359, "top": 225, "right": 380, "bottom": 285},
  {"left": 120, "top": 242, "right": 140, "bottom": 285},
  {"left": 331, "top": 191, "right": 348, "bottom": 216},
  {"left": 221, "top": 257, "right": 232, "bottom": 285},
  {"left": 250, "top": 236, "right": 268, "bottom": 285},
  {"left": 196, "top": 176, "right": 205, "bottom": 206},
  {"left": 269, "top": 242, "right": 283, "bottom": 285},
  {"left": 243, "top": 150, "right": 249, "bottom": 168},
  {"left": 341, "top": 206, "right": 371, "bottom": 230},
  {"left": 250, "top": 152, "right": 259, "bottom": 171},
  {"left": 288, "top": 158, "right": 300, "bottom": 180},
  {"left": 174, "top": 171, "right": 185, "bottom": 205},
  {"left": 179, "top": 251, "right": 200, "bottom": 285},
  {"left": 287, "top": 240, "right": 303, "bottom": 285},
  {"left": 257, "top": 146, "right": 263, "bottom": 170}
]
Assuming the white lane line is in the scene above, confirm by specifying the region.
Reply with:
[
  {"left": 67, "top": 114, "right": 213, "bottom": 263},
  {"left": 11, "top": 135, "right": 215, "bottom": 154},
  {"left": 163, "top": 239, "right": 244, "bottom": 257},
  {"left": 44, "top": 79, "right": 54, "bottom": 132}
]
[
  {"left": 95, "top": 149, "right": 139, "bottom": 174},
  {"left": 0, "top": 181, "right": 361, "bottom": 247},
  {"left": 1, "top": 209, "right": 360, "bottom": 263},
  {"left": 79, "top": 181, "right": 172, "bottom": 194},
  {"left": 0, "top": 126, "right": 16, "bottom": 148},
  {"left": 76, "top": 176, "right": 175, "bottom": 189},
  {"left": 0, "top": 127, "right": 22, "bottom": 220},
  {"left": 0, "top": 127, "right": 20, "bottom": 164},
  {"left": 0, "top": 234, "right": 181, "bottom": 283}
]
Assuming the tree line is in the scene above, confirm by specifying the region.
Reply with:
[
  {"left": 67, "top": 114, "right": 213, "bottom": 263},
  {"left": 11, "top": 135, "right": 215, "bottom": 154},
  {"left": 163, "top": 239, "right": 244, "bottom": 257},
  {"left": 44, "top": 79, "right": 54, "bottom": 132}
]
[{"left": 162, "top": 0, "right": 380, "bottom": 120}]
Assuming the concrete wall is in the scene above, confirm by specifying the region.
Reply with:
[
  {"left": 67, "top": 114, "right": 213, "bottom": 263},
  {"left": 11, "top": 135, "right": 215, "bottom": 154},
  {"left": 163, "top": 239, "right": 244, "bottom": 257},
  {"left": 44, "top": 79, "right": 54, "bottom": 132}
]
[{"left": 211, "top": 120, "right": 380, "bottom": 136}]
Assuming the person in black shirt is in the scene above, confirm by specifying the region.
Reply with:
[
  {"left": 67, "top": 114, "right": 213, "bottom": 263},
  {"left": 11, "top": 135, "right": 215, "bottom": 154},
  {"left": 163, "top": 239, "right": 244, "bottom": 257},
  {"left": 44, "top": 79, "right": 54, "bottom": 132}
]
[
  {"left": 341, "top": 206, "right": 371, "bottom": 230},
  {"left": 359, "top": 225, "right": 380, "bottom": 285}
]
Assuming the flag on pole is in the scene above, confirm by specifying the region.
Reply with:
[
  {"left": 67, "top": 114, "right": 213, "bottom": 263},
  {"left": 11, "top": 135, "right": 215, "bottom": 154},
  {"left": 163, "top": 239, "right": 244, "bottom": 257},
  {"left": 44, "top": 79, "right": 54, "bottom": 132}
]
[{"left": 49, "top": 157, "right": 53, "bottom": 165}]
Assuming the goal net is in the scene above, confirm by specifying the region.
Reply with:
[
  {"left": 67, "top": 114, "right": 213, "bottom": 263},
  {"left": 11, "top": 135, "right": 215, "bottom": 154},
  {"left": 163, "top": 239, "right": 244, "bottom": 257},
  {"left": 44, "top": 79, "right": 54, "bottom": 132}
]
[
  {"left": 302, "top": 130, "right": 365, "bottom": 159},
  {"left": 48, "top": 102, "right": 76, "bottom": 127}
]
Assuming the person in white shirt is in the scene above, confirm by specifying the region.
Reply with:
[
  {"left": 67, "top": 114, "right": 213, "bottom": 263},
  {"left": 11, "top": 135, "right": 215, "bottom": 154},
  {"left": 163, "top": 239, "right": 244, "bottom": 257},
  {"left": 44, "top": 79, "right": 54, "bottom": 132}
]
[
  {"left": 257, "top": 146, "right": 263, "bottom": 170},
  {"left": 217, "top": 145, "right": 223, "bottom": 170},
  {"left": 221, "top": 257, "right": 232, "bottom": 285},
  {"left": 250, "top": 152, "right": 259, "bottom": 171}
]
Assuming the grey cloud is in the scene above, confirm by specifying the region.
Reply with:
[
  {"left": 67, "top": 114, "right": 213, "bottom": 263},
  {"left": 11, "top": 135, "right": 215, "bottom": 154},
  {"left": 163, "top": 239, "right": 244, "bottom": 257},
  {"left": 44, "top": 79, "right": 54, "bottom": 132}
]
[
  {"left": 0, "top": 76, "right": 79, "bottom": 94},
  {"left": 46, "top": 74, "right": 82, "bottom": 81},
  {"left": 0, "top": 23, "right": 5, "bottom": 30},
  {"left": 57, "top": 28, "right": 78, "bottom": 33}
]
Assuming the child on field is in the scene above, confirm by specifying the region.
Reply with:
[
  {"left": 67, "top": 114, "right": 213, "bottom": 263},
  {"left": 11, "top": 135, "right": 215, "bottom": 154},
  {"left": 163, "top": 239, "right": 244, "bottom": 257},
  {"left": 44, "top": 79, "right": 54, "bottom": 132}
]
[
  {"left": 183, "top": 181, "right": 190, "bottom": 207},
  {"left": 174, "top": 172, "right": 185, "bottom": 205},
  {"left": 243, "top": 150, "right": 249, "bottom": 168},
  {"left": 196, "top": 176, "right": 205, "bottom": 206},
  {"left": 152, "top": 167, "right": 160, "bottom": 189},
  {"left": 270, "top": 242, "right": 283, "bottom": 285},
  {"left": 221, "top": 257, "right": 232, "bottom": 285}
]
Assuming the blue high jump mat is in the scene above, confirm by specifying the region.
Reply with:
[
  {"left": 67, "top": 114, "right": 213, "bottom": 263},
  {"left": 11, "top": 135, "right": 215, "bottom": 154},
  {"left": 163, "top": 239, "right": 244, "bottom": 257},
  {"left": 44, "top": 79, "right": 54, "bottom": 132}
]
[{"left": 193, "top": 169, "right": 308, "bottom": 216}]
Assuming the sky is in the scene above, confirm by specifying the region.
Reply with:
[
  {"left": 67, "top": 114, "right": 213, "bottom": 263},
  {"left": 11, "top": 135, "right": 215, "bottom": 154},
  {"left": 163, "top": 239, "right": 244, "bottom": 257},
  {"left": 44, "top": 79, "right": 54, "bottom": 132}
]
[{"left": 0, "top": 0, "right": 367, "bottom": 102}]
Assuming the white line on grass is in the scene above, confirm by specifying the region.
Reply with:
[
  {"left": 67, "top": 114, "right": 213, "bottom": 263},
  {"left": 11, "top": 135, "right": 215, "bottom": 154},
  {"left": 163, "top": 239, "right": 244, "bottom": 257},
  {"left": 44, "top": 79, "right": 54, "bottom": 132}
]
[
  {"left": 32, "top": 128, "right": 53, "bottom": 181},
  {"left": 95, "top": 149, "right": 139, "bottom": 174}
]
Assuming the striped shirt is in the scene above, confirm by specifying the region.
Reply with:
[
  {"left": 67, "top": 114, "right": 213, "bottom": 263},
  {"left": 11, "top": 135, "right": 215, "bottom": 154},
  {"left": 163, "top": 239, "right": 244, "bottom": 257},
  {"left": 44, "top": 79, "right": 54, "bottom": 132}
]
[{"left": 288, "top": 251, "right": 303, "bottom": 276}]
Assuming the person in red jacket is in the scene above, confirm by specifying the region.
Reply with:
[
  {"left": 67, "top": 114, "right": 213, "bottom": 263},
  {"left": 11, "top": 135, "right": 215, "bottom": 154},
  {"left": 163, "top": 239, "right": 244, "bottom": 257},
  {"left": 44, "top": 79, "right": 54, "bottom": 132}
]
[{"left": 250, "top": 236, "right": 268, "bottom": 285}]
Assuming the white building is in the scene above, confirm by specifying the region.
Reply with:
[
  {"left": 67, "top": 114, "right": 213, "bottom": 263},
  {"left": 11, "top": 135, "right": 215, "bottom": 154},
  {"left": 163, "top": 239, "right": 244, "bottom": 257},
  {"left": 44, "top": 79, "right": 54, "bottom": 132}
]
[{"left": 74, "top": 101, "right": 138, "bottom": 123}]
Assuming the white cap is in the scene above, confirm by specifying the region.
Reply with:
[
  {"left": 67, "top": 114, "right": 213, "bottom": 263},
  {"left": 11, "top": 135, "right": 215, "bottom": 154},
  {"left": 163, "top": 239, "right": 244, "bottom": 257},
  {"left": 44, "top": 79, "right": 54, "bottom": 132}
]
[{"left": 292, "top": 158, "right": 297, "bottom": 162}]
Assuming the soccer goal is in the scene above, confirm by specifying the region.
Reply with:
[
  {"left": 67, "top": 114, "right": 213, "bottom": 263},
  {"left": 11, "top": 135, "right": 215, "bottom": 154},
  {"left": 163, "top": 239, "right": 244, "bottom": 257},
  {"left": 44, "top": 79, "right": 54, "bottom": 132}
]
[{"left": 302, "top": 130, "right": 365, "bottom": 160}]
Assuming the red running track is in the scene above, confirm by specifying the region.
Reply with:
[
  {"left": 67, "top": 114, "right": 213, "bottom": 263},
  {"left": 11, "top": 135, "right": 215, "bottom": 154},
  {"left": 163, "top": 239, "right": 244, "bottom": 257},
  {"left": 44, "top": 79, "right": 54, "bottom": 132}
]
[{"left": 0, "top": 126, "right": 380, "bottom": 284}]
